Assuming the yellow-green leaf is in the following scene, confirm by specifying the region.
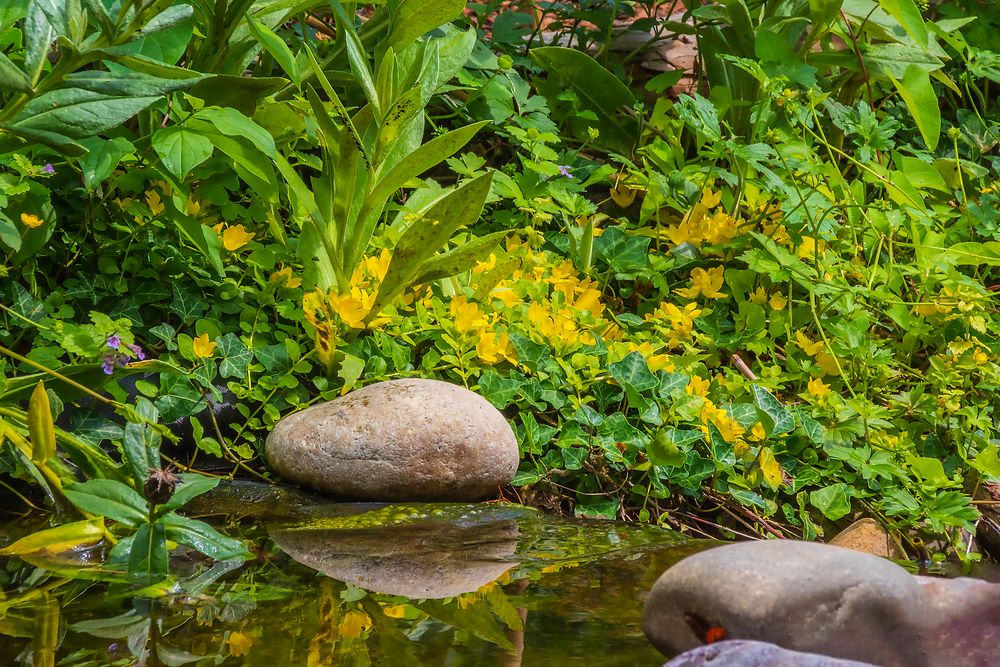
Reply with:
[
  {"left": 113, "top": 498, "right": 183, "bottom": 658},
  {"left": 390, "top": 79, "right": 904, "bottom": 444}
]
[
  {"left": 0, "top": 518, "right": 105, "bottom": 556},
  {"left": 28, "top": 381, "right": 55, "bottom": 464},
  {"left": 758, "top": 447, "right": 783, "bottom": 490}
]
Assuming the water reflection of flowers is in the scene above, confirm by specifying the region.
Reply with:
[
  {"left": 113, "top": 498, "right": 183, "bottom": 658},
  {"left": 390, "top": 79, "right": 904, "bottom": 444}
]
[{"left": 102, "top": 335, "right": 145, "bottom": 374}]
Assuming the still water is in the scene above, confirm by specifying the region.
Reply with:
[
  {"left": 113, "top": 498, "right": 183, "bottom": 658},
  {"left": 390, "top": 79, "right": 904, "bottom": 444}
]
[{"left": 0, "top": 482, "right": 709, "bottom": 666}]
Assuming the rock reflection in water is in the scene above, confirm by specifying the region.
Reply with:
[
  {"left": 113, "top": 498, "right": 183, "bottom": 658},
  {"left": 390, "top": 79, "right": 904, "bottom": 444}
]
[{"left": 270, "top": 513, "right": 519, "bottom": 599}]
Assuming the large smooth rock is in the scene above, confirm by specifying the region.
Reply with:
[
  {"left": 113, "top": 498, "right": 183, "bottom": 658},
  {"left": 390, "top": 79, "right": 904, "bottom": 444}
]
[
  {"left": 828, "top": 518, "right": 905, "bottom": 559},
  {"left": 643, "top": 540, "right": 1000, "bottom": 666},
  {"left": 643, "top": 541, "right": 925, "bottom": 664},
  {"left": 663, "top": 640, "right": 875, "bottom": 666},
  {"left": 265, "top": 378, "right": 518, "bottom": 501}
]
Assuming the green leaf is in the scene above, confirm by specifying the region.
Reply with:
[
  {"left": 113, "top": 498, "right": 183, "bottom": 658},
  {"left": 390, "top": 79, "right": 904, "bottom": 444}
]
[
  {"left": 159, "top": 474, "right": 220, "bottom": 513},
  {"left": 974, "top": 444, "right": 1000, "bottom": 479},
  {"left": 196, "top": 106, "right": 275, "bottom": 154},
  {"left": 152, "top": 125, "right": 214, "bottom": 181},
  {"left": 122, "top": 398, "right": 161, "bottom": 487},
  {"left": 330, "top": 1, "right": 379, "bottom": 115},
  {"left": 0, "top": 51, "right": 31, "bottom": 92},
  {"left": 28, "top": 381, "right": 56, "bottom": 464},
  {"left": 161, "top": 513, "right": 250, "bottom": 560},
  {"left": 0, "top": 518, "right": 105, "bottom": 556},
  {"left": 63, "top": 480, "right": 149, "bottom": 526},
  {"left": 129, "top": 521, "right": 168, "bottom": 584},
  {"left": 5, "top": 72, "right": 200, "bottom": 147},
  {"left": 78, "top": 136, "right": 134, "bottom": 191},
  {"left": 530, "top": 46, "right": 638, "bottom": 151},
  {"left": 751, "top": 385, "right": 794, "bottom": 436},
  {"left": 246, "top": 11, "right": 300, "bottom": 87},
  {"left": 216, "top": 333, "right": 252, "bottom": 379},
  {"left": 648, "top": 429, "right": 699, "bottom": 467},
  {"left": 891, "top": 65, "right": 939, "bottom": 151},
  {"left": 608, "top": 352, "right": 659, "bottom": 393},
  {"left": 878, "top": 0, "right": 928, "bottom": 48},
  {"left": 810, "top": 483, "right": 853, "bottom": 521},
  {"left": 410, "top": 230, "right": 509, "bottom": 285},
  {"left": 369, "top": 172, "right": 494, "bottom": 317},
  {"left": 379, "top": 0, "right": 466, "bottom": 56}
]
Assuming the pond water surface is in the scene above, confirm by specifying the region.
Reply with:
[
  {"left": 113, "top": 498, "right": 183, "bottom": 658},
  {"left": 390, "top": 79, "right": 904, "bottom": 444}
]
[{"left": 0, "top": 482, "right": 710, "bottom": 666}]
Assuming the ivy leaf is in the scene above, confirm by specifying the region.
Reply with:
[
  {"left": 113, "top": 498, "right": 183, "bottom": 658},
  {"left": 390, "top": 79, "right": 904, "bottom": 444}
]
[
  {"left": 751, "top": 385, "right": 794, "bottom": 436},
  {"left": 810, "top": 483, "right": 853, "bottom": 521},
  {"left": 216, "top": 333, "right": 252, "bottom": 379},
  {"left": 757, "top": 447, "right": 783, "bottom": 489},
  {"left": 608, "top": 352, "right": 658, "bottom": 392}
]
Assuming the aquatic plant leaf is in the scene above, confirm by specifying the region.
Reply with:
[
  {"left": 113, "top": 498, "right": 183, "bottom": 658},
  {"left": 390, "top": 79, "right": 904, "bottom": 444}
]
[
  {"left": 0, "top": 518, "right": 105, "bottom": 556},
  {"left": 161, "top": 513, "right": 251, "bottom": 561},
  {"left": 28, "top": 381, "right": 55, "bottom": 464},
  {"left": 129, "top": 521, "right": 168, "bottom": 584},
  {"left": 63, "top": 480, "right": 148, "bottom": 527}
]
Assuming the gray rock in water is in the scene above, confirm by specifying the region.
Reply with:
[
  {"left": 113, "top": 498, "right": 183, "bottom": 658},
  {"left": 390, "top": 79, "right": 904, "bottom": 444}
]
[
  {"left": 663, "top": 640, "right": 876, "bottom": 666},
  {"left": 644, "top": 540, "right": 1000, "bottom": 666},
  {"left": 265, "top": 378, "right": 518, "bottom": 501}
]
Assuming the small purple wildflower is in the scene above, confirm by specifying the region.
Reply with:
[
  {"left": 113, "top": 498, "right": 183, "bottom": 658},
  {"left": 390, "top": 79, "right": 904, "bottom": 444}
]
[
  {"left": 43, "top": 163, "right": 55, "bottom": 174},
  {"left": 101, "top": 355, "right": 117, "bottom": 375},
  {"left": 127, "top": 343, "right": 146, "bottom": 361},
  {"left": 558, "top": 165, "right": 573, "bottom": 178},
  {"left": 106, "top": 335, "right": 121, "bottom": 350}
]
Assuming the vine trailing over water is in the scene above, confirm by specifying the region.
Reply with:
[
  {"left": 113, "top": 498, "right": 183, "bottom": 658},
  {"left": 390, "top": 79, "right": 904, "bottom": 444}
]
[{"left": 0, "top": 0, "right": 998, "bottom": 594}]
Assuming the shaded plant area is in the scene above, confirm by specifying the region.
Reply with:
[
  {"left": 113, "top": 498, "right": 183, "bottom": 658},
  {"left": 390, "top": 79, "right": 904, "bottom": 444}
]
[{"left": 0, "top": 0, "right": 998, "bottom": 612}]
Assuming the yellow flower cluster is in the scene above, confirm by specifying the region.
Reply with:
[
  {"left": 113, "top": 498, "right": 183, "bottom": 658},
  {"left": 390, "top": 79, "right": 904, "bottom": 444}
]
[
  {"left": 794, "top": 330, "right": 840, "bottom": 376},
  {"left": 685, "top": 374, "right": 747, "bottom": 450},
  {"left": 646, "top": 301, "right": 702, "bottom": 348},
  {"left": 662, "top": 189, "right": 742, "bottom": 250}
]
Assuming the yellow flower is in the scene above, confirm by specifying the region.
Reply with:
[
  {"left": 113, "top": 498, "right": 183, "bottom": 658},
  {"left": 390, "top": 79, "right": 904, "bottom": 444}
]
[
  {"left": 794, "top": 330, "right": 825, "bottom": 356},
  {"left": 227, "top": 631, "right": 253, "bottom": 657},
  {"left": 572, "top": 287, "right": 604, "bottom": 316},
  {"left": 339, "top": 610, "right": 371, "bottom": 638},
  {"left": 221, "top": 224, "right": 254, "bottom": 251},
  {"left": 329, "top": 291, "right": 370, "bottom": 329},
  {"left": 477, "top": 331, "right": 518, "bottom": 365},
  {"left": 650, "top": 302, "right": 703, "bottom": 340},
  {"left": 451, "top": 296, "right": 487, "bottom": 334},
  {"left": 627, "top": 342, "right": 673, "bottom": 372},
  {"left": 270, "top": 266, "right": 302, "bottom": 288},
  {"left": 797, "top": 236, "right": 825, "bottom": 260},
  {"left": 807, "top": 376, "right": 831, "bottom": 399},
  {"left": 685, "top": 375, "right": 711, "bottom": 397},
  {"left": 382, "top": 604, "right": 409, "bottom": 619},
  {"left": 185, "top": 196, "right": 201, "bottom": 216},
  {"left": 749, "top": 422, "right": 767, "bottom": 441},
  {"left": 769, "top": 292, "right": 787, "bottom": 310},
  {"left": 145, "top": 190, "right": 165, "bottom": 216},
  {"left": 473, "top": 253, "right": 497, "bottom": 273},
  {"left": 192, "top": 334, "right": 216, "bottom": 358},
  {"left": 747, "top": 287, "right": 768, "bottom": 305},
  {"left": 19, "top": 212, "right": 43, "bottom": 228},
  {"left": 675, "top": 266, "right": 726, "bottom": 299},
  {"left": 700, "top": 188, "right": 722, "bottom": 209}
]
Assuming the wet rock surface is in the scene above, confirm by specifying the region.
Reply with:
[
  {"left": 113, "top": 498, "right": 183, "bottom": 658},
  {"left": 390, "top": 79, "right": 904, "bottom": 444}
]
[
  {"left": 643, "top": 540, "right": 1000, "bottom": 666},
  {"left": 663, "top": 640, "right": 876, "bottom": 666},
  {"left": 264, "top": 378, "right": 519, "bottom": 501}
]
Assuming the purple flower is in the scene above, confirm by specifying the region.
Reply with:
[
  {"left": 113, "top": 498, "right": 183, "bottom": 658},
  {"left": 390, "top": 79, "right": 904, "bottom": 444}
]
[
  {"left": 43, "top": 163, "right": 55, "bottom": 174},
  {"left": 102, "top": 355, "right": 117, "bottom": 375},
  {"left": 558, "top": 165, "right": 573, "bottom": 178},
  {"left": 106, "top": 335, "right": 121, "bottom": 350},
  {"left": 127, "top": 343, "right": 146, "bottom": 361}
]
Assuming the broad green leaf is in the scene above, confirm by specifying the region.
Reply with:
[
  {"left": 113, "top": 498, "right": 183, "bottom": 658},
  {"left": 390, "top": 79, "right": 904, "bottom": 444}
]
[
  {"left": 28, "top": 381, "right": 55, "bottom": 463},
  {"left": 369, "top": 173, "right": 493, "bottom": 317},
  {"left": 878, "top": 0, "right": 928, "bottom": 48},
  {"left": 411, "top": 229, "right": 509, "bottom": 285},
  {"left": 78, "top": 136, "right": 134, "bottom": 191},
  {"left": 368, "top": 121, "right": 489, "bottom": 205},
  {"left": 379, "top": 0, "right": 466, "bottom": 56},
  {"left": 152, "top": 125, "right": 214, "bottom": 181},
  {"left": 890, "top": 65, "right": 939, "bottom": 151},
  {"left": 0, "top": 518, "right": 104, "bottom": 556},
  {"left": 751, "top": 385, "right": 794, "bottom": 436},
  {"left": 647, "top": 429, "right": 699, "bottom": 467},
  {"left": 974, "top": 444, "right": 1000, "bottom": 479},
  {"left": 159, "top": 474, "right": 220, "bottom": 513},
  {"left": 939, "top": 241, "right": 1000, "bottom": 267},
  {"left": 246, "top": 11, "right": 300, "bottom": 87},
  {"left": 129, "top": 521, "right": 168, "bottom": 584},
  {"left": 63, "top": 480, "right": 148, "bottom": 526},
  {"left": 196, "top": 106, "right": 275, "bottom": 154},
  {"left": 24, "top": 0, "right": 57, "bottom": 85},
  {"left": 0, "top": 51, "right": 31, "bottom": 92},
  {"left": 122, "top": 398, "right": 161, "bottom": 487},
  {"left": 909, "top": 455, "right": 949, "bottom": 487},
  {"left": 810, "top": 483, "right": 853, "bottom": 521},
  {"left": 161, "top": 513, "right": 250, "bottom": 560},
  {"left": 530, "top": 46, "right": 638, "bottom": 151}
]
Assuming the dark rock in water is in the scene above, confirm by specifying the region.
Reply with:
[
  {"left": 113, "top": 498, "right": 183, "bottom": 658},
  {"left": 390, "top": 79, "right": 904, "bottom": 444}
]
[
  {"left": 269, "top": 503, "right": 527, "bottom": 598},
  {"left": 265, "top": 378, "right": 519, "bottom": 501},
  {"left": 663, "top": 640, "right": 876, "bottom": 666},
  {"left": 644, "top": 540, "right": 1000, "bottom": 666}
]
